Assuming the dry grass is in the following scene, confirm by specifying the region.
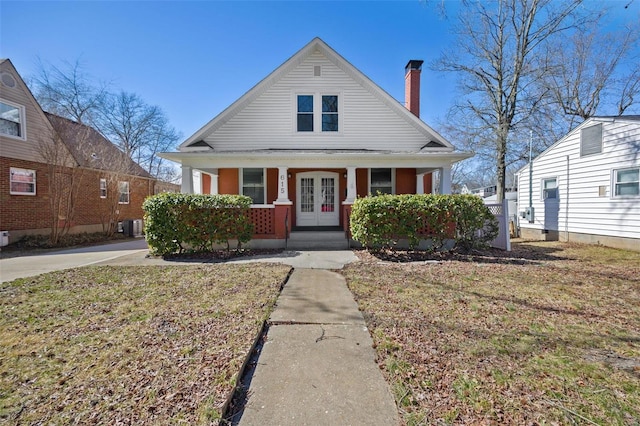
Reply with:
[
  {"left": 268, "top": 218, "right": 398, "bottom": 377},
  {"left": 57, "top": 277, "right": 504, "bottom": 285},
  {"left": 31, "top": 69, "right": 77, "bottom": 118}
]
[
  {"left": 0, "top": 264, "right": 291, "bottom": 425},
  {"left": 344, "top": 241, "right": 640, "bottom": 425}
]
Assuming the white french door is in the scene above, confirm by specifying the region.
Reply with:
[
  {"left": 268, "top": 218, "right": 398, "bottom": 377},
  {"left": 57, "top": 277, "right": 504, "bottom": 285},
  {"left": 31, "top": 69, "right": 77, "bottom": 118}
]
[{"left": 296, "top": 172, "right": 339, "bottom": 227}]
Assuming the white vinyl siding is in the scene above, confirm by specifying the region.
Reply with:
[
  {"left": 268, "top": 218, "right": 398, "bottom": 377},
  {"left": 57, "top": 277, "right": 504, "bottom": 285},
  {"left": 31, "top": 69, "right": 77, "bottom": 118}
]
[
  {"left": 203, "top": 50, "right": 429, "bottom": 151},
  {"left": 517, "top": 118, "right": 640, "bottom": 240}
]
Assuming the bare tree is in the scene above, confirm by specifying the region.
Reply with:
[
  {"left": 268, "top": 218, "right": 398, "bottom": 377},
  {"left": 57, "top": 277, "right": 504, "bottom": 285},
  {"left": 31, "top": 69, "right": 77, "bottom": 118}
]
[
  {"left": 31, "top": 58, "right": 109, "bottom": 125},
  {"left": 37, "top": 119, "right": 90, "bottom": 244},
  {"left": 436, "top": 0, "right": 586, "bottom": 202},
  {"left": 541, "top": 20, "right": 640, "bottom": 122},
  {"left": 30, "top": 61, "right": 180, "bottom": 181},
  {"left": 96, "top": 91, "right": 181, "bottom": 179}
]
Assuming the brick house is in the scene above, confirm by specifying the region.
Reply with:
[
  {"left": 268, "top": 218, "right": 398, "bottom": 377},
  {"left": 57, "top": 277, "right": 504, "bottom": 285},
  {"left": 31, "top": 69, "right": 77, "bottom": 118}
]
[
  {"left": 160, "top": 38, "right": 472, "bottom": 247},
  {"left": 0, "top": 58, "right": 177, "bottom": 244}
]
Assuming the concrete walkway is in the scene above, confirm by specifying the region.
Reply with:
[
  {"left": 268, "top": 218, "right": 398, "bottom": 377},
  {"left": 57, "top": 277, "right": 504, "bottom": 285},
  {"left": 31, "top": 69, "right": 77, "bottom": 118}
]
[
  {"left": 1, "top": 240, "right": 400, "bottom": 424},
  {"left": 237, "top": 268, "right": 400, "bottom": 425}
]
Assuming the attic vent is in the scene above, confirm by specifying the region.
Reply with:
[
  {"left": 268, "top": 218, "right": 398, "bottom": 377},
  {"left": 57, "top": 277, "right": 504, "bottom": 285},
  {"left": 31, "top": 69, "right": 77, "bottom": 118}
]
[
  {"left": 314, "top": 66, "right": 321, "bottom": 77},
  {"left": 1, "top": 72, "right": 16, "bottom": 88},
  {"left": 580, "top": 123, "right": 602, "bottom": 157},
  {"left": 423, "top": 141, "right": 445, "bottom": 148}
]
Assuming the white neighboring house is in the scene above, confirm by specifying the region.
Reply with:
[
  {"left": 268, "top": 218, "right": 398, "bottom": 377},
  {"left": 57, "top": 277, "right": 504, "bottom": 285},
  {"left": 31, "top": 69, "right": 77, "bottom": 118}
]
[{"left": 517, "top": 116, "right": 640, "bottom": 251}]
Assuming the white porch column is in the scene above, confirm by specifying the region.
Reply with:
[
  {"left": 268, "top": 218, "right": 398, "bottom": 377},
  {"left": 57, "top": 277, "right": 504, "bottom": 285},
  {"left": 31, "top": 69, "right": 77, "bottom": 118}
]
[
  {"left": 210, "top": 169, "right": 219, "bottom": 195},
  {"left": 181, "top": 165, "right": 194, "bottom": 194},
  {"left": 275, "top": 166, "right": 290, "bottom": 203},
  {"left": 416, "top": 173, "right": 425, "bottom": 194},
  {"left": 345, "top": 166, "right": 357, "bottom": 203},
  {"left": 439, "top": 165, "right": 452, "bottom": 195}
]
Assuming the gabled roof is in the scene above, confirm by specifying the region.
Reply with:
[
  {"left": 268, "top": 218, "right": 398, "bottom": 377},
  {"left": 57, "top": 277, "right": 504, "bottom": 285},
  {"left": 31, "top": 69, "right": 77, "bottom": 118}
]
[
  {"left": 45, "top": 113, "right": 152, "bottom": 178},
  {"left": 516, "top": 115, "right": 640, "bottom": 174},
  {"left": 180, "top": 37, "right": 453, "bottom": 151}
]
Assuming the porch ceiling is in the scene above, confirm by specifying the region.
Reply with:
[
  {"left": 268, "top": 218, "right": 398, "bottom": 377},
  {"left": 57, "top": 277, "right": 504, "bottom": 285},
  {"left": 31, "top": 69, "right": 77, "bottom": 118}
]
[{"left": 159, "top": 149, "right": 473, "bottom": 169}]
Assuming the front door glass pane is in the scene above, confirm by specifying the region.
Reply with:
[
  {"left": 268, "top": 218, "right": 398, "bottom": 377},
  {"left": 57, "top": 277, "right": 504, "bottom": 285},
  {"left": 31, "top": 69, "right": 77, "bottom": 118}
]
[
  {"left": 321, "top": 178, "right": 335, "bottom": 212},
  {"left": 301, "top": 178, "right": 314, "bottom": 212}
]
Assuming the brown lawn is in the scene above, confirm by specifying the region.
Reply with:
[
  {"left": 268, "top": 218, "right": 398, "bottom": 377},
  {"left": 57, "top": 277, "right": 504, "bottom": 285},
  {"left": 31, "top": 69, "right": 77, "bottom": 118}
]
[
  {"left": 344, "top": 241, "right": 640, "bottom": 425},
  {"left": 0, "top": 264, "right": 291, "bottom": 425}
]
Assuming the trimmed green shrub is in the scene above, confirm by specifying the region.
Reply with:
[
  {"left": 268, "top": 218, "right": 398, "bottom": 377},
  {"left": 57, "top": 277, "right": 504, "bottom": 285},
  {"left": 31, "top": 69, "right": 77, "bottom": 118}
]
[
  {"left": 349, "top": 194, "right": 499, "bottom": 252},
  {"left": 143, "top": 193, "right": 254, "bottom": 255}
]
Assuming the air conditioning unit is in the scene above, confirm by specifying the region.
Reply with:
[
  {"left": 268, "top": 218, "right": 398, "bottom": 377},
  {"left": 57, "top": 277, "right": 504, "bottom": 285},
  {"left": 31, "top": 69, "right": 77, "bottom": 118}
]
[
  {"left": 132, "top": 219, "right": 143, "bottom": 236},
  {"left": 123, "top": 219, "right": 143, "bottom": 237}
]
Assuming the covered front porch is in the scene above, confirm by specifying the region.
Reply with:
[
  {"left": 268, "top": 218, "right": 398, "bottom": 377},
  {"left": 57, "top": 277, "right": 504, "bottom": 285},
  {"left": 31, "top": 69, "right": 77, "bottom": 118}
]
[{"left": 162, "top": 150, "right": 470, "bottom": 245}]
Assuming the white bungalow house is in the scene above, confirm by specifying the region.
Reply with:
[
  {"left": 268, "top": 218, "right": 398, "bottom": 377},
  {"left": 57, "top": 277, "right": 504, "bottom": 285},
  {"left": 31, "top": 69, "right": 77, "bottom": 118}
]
[
  {"left": 160, "top": 37, "right": 472, "bottom": 246},
  {"left": 517, "top": 116, "right": 640, "bottom": 251}
]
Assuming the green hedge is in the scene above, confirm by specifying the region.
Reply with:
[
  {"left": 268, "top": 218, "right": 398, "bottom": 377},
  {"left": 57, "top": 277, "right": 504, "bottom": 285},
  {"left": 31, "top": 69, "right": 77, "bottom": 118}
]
[
  {"left": 143, "top": 193, "right": 254, "bottom": 255},
  {"left": 349, "top": 194, "right": 499, "bottom": 252}
]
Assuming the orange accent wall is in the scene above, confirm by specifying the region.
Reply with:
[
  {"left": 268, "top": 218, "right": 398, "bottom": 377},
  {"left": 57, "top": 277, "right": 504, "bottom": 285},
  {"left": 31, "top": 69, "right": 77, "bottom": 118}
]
[
  {"left": 201, "top": 173, "right": 211, "bottom": 194},
  {"left": 266, "top": 168, "right": 278, "bottom": 203},
  {"left": 356, "top": 168, "right": 368, "bottom": 197},
  {"left": 424, "top": 173, "right": 433, "bottom": 194},
  {"left": 218, "top": 168, "right": 239, "bottom": 194},
  {"left": 395, "top": 168, "right": 416, "bottom": 194}
]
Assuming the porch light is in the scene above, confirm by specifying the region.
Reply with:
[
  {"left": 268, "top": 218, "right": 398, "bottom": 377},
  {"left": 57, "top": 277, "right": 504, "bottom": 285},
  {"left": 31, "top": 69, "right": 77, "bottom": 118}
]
[{"left": 288, "top": 173, "right": 292, "bottom": 179}]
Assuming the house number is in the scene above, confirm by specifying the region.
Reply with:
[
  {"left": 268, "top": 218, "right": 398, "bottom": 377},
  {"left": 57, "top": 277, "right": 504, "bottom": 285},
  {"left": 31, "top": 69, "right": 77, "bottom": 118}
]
[{"left": 280, "top": 174, "right": 285, "bottom": 193}]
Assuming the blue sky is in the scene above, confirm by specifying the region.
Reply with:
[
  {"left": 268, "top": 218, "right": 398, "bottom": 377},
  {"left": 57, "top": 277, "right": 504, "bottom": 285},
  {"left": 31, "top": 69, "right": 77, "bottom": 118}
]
[{"left": 1, "top": 1, "right": 638, "bottom": 143}]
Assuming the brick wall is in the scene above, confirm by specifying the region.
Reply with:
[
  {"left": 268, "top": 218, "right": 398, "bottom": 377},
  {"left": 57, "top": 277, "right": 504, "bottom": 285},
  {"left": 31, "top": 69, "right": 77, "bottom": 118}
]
[{"left": 1, "top": 156, "right": 157, "bottom": 240}]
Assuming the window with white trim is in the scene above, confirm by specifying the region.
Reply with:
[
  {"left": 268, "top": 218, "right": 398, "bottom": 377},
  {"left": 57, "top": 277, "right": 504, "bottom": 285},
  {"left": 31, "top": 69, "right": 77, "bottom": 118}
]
[
  {"left": 10, "top": 167, "right": 36, "bottom": 195},
  {"left": 118, "top": 181, "right": 129, "bottom": 204},
  {"left": 370, "top": 168, "right": 394, "bottom": 195},
  {"left": 321, "top": 95, "right": 338, "bottom": 131},
  {"left": 100, "top": 178, "right": 107, "bottom": 198},
  {"left": 0, "top": 99, "right": 25, "bottom": 139},
  {"left": 614, "top": 167, "right": 639, "bottom": 197},
  {"left": 542, "top": 177, "right": 558, "bottom": 200},
  {"left": 296, "top": 93, "right": 340, "bottom": 133},
  {"left": 242, "top": 168, "right": 266, "bottom": 204},
  {"left": 297, "top": 95, "right": 314, "bottom": 132}
]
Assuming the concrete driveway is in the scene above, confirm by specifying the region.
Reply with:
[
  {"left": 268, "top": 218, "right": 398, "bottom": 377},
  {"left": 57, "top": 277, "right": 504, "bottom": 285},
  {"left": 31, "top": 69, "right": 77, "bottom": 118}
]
[
  {"left": 1, "top": 237, "right": 359, "bottom": 283},
  {"left": 0, "top": 238, "right": 149, "bottom": 283}
]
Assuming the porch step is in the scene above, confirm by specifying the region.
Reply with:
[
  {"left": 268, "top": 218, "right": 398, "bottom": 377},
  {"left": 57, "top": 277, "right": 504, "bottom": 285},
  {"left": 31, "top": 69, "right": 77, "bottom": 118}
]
[{"left": 286, "top": 231, "right": 350, "bottom": 250}]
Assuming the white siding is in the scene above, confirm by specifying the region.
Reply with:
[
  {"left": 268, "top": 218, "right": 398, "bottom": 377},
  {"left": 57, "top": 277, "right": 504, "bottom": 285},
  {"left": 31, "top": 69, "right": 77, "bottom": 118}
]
[
  {"left": 518, "top": 118, "right": 640, "bottom": 240},
  {"left": 205, "top": 50, "right": 429, "bottom": 152}
]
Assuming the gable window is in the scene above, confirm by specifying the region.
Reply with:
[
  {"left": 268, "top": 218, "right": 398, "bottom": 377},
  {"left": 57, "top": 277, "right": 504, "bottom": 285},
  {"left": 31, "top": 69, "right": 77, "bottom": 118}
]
[
  {"left": 118, "top": 181, "right": 129, "bottom": 204},
  {"left": 614, "top": 168, "right": 639, "bottom": 197},
  {"left": 542, "top": 177, "right": 558, "bottom": 200},
  {"left": 580, "top": 123, "right": 602, "bottom": 157},
  {"left": 370, "top": 168, "right": 393, "bottom": 195},
  {"left": 297, "top": 95, "right": 314, "bottom": 132},
  {"left": 322, "top": 95, "right": 338, "bottom": 131},
  {"left": 10, "top": 167, "right": 36, "bottom": 195},
  {"left": 0, "top": 100, "right": 25, "bottom": 139},
  {"left": 242, "top": 168, "right": 265, "bottom": 204},
  {"left": 100, "top": 178, "right": 107, "bottom": 198}
]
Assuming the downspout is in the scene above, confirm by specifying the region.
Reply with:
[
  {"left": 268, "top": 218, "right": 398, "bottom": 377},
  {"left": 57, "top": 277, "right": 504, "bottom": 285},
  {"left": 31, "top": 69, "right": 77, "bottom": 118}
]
[
  {"left": 528, "top": 131, "right": 533, "bottom": 222},
  {"left": 565, "top": 155, "right": 570, "bottom": 242}
]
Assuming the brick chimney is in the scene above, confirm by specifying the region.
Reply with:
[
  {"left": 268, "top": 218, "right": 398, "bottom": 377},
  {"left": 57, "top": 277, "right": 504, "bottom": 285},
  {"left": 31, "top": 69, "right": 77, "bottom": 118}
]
[{"left": 405, "top": 60, "right": 424, "bottom": 118}]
